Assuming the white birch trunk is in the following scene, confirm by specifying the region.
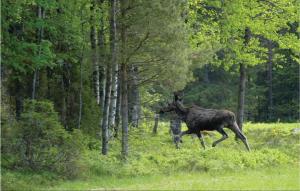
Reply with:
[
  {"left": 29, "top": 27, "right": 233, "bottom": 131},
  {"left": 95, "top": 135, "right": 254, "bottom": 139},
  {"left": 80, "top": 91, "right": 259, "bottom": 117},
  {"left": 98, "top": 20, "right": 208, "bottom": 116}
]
[{"left": 108, "top": 0, "right": 118, "bottom": 129}]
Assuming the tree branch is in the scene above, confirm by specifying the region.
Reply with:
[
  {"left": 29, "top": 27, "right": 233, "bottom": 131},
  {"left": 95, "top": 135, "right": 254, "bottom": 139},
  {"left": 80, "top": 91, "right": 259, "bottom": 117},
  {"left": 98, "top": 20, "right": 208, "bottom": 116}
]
[{"left": 125, "top": 32, "right": 150, "bottom": 63}]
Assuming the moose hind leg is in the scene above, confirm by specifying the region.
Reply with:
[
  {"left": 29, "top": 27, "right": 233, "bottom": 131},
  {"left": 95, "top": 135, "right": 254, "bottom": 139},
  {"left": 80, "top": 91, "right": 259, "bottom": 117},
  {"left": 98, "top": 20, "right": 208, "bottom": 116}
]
[
  {"left": 230, "top": 122, "right": 251, "bottom": 151},
  {"left": 196, "top": 132, "right": 206, "bottom": 149},
  {"left": 212, "top": 128, "right": 228, "bottom": 147}
]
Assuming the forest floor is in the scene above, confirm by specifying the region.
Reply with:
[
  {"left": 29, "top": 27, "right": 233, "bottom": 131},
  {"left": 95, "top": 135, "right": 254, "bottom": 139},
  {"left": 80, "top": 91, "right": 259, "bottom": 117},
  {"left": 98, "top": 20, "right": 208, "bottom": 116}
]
[{"left": 2, "top": 123, "right": 300, "bottom": 190}]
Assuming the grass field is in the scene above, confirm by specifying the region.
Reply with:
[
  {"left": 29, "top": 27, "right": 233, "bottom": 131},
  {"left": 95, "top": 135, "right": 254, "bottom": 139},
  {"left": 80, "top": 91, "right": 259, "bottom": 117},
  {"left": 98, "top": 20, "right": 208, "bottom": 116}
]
[
  {"left": 2, "top": 123, "right": 300, "bottom": 190},
  {"left": 47, "top": 167, "right": 299, "bottom": 190}
]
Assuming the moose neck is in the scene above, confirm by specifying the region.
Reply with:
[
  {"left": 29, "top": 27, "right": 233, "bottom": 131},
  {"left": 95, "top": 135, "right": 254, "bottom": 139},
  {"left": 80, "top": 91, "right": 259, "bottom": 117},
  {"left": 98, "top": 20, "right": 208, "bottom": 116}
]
[{"left": 174, "top": 101, "right": 188, "bottom": 121}]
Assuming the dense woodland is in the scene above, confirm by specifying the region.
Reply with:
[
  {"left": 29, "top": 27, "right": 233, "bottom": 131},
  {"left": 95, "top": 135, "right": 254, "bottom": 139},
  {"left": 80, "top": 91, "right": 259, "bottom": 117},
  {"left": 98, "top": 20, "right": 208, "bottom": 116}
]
[{"left": 1, "top": 0, "right": 299, "bottom": 188}]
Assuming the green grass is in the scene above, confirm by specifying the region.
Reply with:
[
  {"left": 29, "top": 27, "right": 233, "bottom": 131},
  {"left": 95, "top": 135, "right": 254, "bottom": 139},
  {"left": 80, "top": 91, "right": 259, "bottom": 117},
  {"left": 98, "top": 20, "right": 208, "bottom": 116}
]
[
  {"left": 49, "top": 166, "right": 299, "bottom": 190},
  {"left": 2, "top": 122, "right": 300, "bottom": 190}
]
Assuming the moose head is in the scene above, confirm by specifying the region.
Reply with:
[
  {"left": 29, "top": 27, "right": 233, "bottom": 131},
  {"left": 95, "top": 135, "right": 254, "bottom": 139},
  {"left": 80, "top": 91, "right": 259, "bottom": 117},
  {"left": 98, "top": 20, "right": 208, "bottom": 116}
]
[{"left": 159, "top": 96, "right": 188, "bottom": 121}]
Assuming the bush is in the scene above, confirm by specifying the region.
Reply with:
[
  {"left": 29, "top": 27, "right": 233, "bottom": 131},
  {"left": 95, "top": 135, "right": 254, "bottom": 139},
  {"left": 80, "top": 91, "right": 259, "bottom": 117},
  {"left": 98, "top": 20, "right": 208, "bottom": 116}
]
[{"left": 2, "top": 100, "right": 85, "bottom": 177}]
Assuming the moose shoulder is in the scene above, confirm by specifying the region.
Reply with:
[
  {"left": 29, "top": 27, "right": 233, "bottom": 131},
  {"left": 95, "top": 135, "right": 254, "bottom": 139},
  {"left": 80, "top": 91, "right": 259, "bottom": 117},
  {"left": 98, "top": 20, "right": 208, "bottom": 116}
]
[{"left": 159, "top": 100, "right": 250, "bottom": 151}]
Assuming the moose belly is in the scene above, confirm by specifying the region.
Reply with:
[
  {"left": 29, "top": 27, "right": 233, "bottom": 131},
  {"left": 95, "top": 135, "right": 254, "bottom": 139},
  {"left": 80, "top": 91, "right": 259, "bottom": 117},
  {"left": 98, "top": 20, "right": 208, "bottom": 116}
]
[{"left": 186, "top": 117, "right": 222, "bottom": 131}]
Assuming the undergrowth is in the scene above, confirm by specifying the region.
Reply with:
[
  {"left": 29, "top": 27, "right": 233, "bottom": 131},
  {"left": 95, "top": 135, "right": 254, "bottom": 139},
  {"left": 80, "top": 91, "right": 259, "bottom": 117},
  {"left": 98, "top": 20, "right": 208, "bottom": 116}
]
[{"left": 2, "top": 122, "right": 300, "bottom": 190}]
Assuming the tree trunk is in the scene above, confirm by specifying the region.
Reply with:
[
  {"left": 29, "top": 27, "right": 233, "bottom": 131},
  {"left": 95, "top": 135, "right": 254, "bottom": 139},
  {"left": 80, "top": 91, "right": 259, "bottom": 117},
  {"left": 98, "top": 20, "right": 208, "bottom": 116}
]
[
  {"left": 78, "top": 19, "right": 85, "bottom": 129},
  {"left": 237, "top": 27, "right": 251, "bottom": 131},
  {"left": 203, "top": 64, "right": 210, "bottom": 83},
  {"left": 32, "top": 70, "right": 38, "bottom": 99},
  {"left": 32, "top": 5, "right": 44, "bottom": 100},
  {"left": 90, "top": 0, "right": 100, "bottom": 105},
  {"left": 130, "top": 66, "right": 141, "bottom": 127},
  {"left": 99, "top": 0, "right": 112, "bottom": 154},
  {"left": 237, "top": 63, "right": 246, "bottom": 131},
  {"left": 121, "top": 0, "right": 129, "bottom": 160},
  {"left": 61, "top": 76, "right": 67, "bottom": 129},
  {"left": 98, "top": 1, "right": 106, "bottom": 125},
  {"left": 100, "top": 66, "right": 106, "bottom": 113},
  {"left": 121, "top": 63, "right": 128, "bottom": 159},
  {"left": 108, "top": 0, "right": 118, "bottom": 130},
  {"left": 114, "top": 73, "right": 121, "bottom": 137},
  {"left": 78, "top": 53, "right": 83, "bottom": 129},
  {"left": 15, "top": 80, "right": 23, "bottom": 120},
  {"left": 152, "top": 114, "right": 159, "bottom": 134},
  {"left": 267, "top": 43, "right": 274, "bottom": 121},
  {"left": 101, "top": 61, "right": 112, "bottom": 155},
  {"left": 109, "top": 64, "right": 118, "bottom": 128}
]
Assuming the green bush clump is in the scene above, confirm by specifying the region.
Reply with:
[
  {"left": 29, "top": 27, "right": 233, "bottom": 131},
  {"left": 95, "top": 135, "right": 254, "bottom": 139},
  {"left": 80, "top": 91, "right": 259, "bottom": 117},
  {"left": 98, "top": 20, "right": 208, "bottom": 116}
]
[{"left": 2, "top": 100, "right": 85, "bottom": 178}]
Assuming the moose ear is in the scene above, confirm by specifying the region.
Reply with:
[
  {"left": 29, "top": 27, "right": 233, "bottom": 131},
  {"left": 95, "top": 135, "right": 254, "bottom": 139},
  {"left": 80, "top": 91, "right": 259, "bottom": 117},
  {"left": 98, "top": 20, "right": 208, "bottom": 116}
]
[
  {"left": 174, "top": 94, "right": 179, "bottom": 101},
  {"left": 174, "top": 91, "right": 183, "bottom": 101}
]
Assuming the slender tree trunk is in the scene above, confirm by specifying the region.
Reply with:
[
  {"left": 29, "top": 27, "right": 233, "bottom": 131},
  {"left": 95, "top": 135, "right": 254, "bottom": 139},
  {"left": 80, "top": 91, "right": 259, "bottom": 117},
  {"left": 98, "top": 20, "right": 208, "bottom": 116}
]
[
  {"left": 109, "top": 64, "right": 118, "bottom": 127},
  {"left": 101, "top": 61, "right": 112, "bottom": 155},
  {"left": 98, "top": 0, "right": 106, "bottom": 125},
  {"left": 108, "top": 0, "right": 118, "bottom": 130},
  {"left": 100, "top": 66, "right": 106, "bottom": 113},
  {"left": 121, "top": 0, "right": 129, "bottom": 160},
  {"left": 61, "top": 74, "right": 67, "bottom": 129},
  {"left": 90, "top": 0, "right": 100, "bottom": 105},
  {"left": 237, "top": 27, "right": 251, "bottom": 131},
  {"left": 15, "top": 80, "right": 23, "bottom": 120},
  {"left": 267, "top": 43, "right": 273, "bottom": 121},
  {"left": 32, "top": 5, "right": 44, "bottom": 100},
  {"left": 130, "top": 66, "right": 141, "bottom": 127},
  {"left": 32, "top": 70, "right": 38, "bottom": 99},
  {"left": 203, "top": 64, "right": 210, "bottom": 83},
  {"left": 152, "top": 114, "right": 159, "bottom": 134},
  {"left": 78, "top": 62, "right": 83, "bottom": 129},
  {"left": 78, "top": 55, "right": 84, "bottom": 129},
  {"left": 237, "top": 63, "right": 246, "bottom": 131},
  {"left": 99, "top": 0, "right": 112, "bottom": 154},
  {"left": 121, "top": 63, "right": 128, "bottom": 159},
  {"left": 127, "top": 68, "right": 133, "bottom": 124},
  {"left": 78, "top": 20, "right": 85, "bottom": 129},
  {"left": 114, "top": 73, "right": 121, "bottom": 137}
]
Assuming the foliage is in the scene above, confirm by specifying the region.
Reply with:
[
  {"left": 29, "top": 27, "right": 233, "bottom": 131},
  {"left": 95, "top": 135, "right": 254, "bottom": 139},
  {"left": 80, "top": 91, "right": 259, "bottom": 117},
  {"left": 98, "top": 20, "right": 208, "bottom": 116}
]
[
  {"left": 2, "top": 122, "right": 299, "bottom": 190},
  {"left": 1, "top": 0, "right": 299, "bottom": 189},
  {"left": 1, "top": 100, "right": 85, "bottom": 177}
]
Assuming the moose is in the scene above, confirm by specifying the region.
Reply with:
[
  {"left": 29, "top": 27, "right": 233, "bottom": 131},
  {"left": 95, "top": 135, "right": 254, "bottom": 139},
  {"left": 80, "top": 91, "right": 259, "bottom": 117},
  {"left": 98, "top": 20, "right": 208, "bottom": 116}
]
[{"left": 159, "top": 95, "right": 251, "bottom": 151}]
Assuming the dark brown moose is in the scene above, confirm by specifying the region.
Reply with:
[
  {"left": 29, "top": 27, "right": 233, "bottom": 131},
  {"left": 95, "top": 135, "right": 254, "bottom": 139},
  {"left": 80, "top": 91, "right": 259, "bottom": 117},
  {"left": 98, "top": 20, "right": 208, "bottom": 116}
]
[{"left": 159, "top": 96, "right": 251, "bottom": 151}]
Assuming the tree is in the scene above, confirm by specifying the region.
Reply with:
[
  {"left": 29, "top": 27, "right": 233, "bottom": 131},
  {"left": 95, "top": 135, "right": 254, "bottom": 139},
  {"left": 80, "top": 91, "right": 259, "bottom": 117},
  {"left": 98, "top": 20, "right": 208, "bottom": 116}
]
[
  {"left": 108, "top": 0, "right": 118, "bottom": 131},
  {"left": 218, "top": 0, "right": 299, "bottom": 128},
  {"left": 90, "top": 0, "right": 100, "bottom": 105},
  {"left": 120, "top": 0, "right": 129, "bottom": 159}
]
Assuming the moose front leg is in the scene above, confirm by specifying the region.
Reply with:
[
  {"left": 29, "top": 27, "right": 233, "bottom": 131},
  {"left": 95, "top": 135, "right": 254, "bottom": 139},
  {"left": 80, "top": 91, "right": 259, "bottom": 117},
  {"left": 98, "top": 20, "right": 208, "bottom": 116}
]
[
  {"left": 178, "top": 129, "right": 192, "bottom": 143},
  {"left": 196, "top": 132, "right": 206, "bottom": 149},
  {"left": 179, "top": 129, "right": 191, "bottom": 138}
]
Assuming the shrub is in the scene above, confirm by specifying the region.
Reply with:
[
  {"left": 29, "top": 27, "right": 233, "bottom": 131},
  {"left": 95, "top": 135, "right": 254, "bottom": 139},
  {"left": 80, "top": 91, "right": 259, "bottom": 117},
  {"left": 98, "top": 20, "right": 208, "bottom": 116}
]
[{"left": 3, "top": 100, "right": 85, "bottom": 177}]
